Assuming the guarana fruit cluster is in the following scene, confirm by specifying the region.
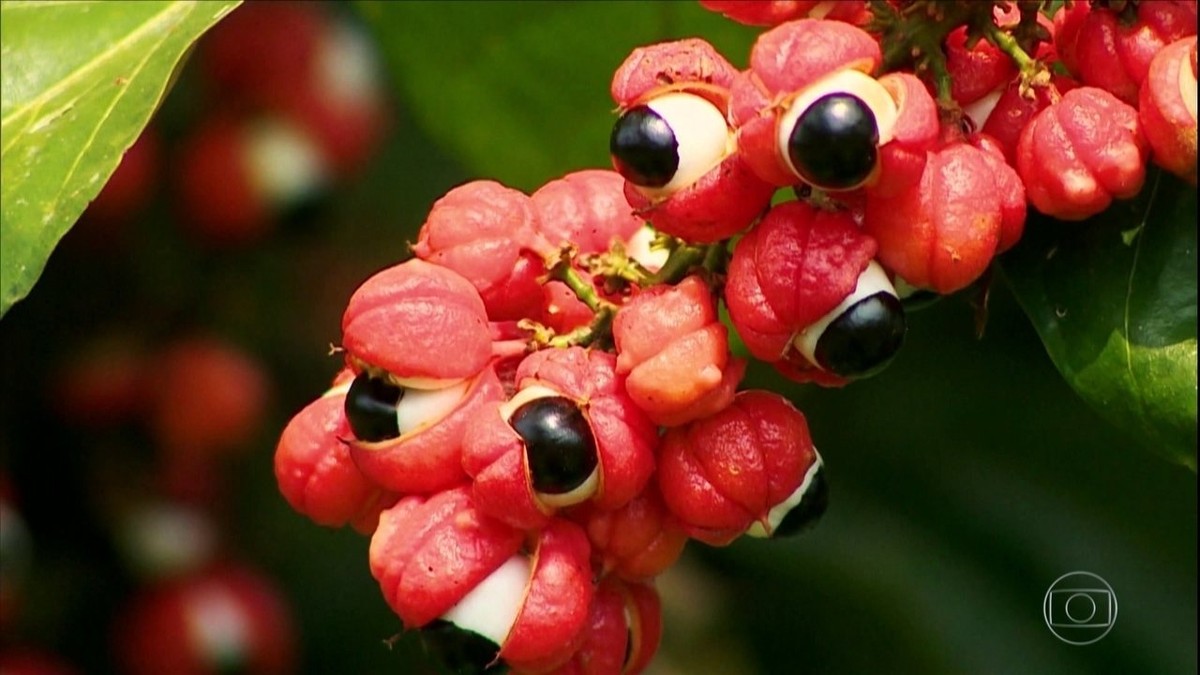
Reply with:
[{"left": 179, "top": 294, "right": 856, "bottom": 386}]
[{"left": 274, "top": 1, "right": 1196, "bottom": 673}]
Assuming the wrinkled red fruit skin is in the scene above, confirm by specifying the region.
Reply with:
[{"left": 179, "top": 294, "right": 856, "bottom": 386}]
[
  {"left": 500, "top": 520, "right": 595, "bottom": 672},
  {"left": 944, "top": 25, "right": 1017, "bottom": 106},
  {"left": 532, "top": 170, "right": 642, "bottom": 332},
  {"left": 578, "top": 482, "right": 688, "bottom": 582},
  {"left": 1016, "top": 86, "right": 1149, "bottom": 221},
  {"left": 149, "top": 336, "right": 269, "bottom": 462},
  {"left": 867, "top": 72, "right": 941, "bottom": 198},
  {"left": 349, "top": 366, "right": 504, "bottom": 495},
  {"left": 864, "top": 141, "right": 1005, "bottom": 294},
  {"left": 978, "top": 75, "right": 1080, "bottom": 166},
  {"left": 732, "top": 19, "right": 882, "bottom": 187},
  {"left": 1139, "top": 36, "right": 1198, "bottom": 184},
  {"left": 369, "top": 487, "right": 524, "bottom": 628},
  {"left": 274, "top": 370, "right": 396, "bottom": 534},
  {"left": 969, "top": 133, "right": 1027, "bottom": 254},
  {"left": 657, "top": 390, "right": 818, "bottom": 546},
  {"left": 341, "top": 258, "right": 492, "bottom": 382},
  {"left": 611, "top": 39, "right": 776, "bottom": 243},
  {"left": 532, "top": 169, "right": 644, "bottom": 254},
  {"left": 699, "top": 0, "right": 870, "bottom": 27},
  {"left": 411, "top": 180, "right": 548, "bottom": 322},
  {"left": 614, "top": 275, "right": 745, "bottom": 426},
  {"left": 619, "top": 581, "right": 663, "bottom": 675},
  {"left": 723, "top": 201, "right": 875, "bottom": 384},
  {"left": 1056, "top": 0, "right": 1197, "bottom": 105},
  {"left": 463, "top": 348, "right": 658, "bottom": 531},
  {"left": 114, "top": 563, "right": 296, "bottom": 675},
  {"left": 610, "top": 38, "right": 739, "bottom": 104},
  {"left": 547, "top": 578, "right": 663, "bottom": 675}
]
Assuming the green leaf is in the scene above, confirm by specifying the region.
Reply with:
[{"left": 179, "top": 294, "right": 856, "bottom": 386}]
[
  {"left": 1002, "top": 170, "right": 1198, "bottom": 470},
  {"left": 354, "top": 0, "right": 758, "bottom": 193},
  {"left": 1, "top": 0, "right": 240, "bottom": 318}
]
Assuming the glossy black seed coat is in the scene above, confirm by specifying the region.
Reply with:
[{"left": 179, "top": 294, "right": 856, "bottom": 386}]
[
  {"left": 421, "top": 620, "right": 508, "bottom": 675},
  {"left": 774, "top": 464, "right": 829, "bottom": 537},
  {"left": 344, "top": 372, "right": 404, "bottom": 442},
  {"left": 510, "top": 396, "right": 597, "bottom": 495},
  {"left": 814, "top": 292, "right": 906, "bottom": 378},
  {"left": 609, "top": 106, "right": 679, "bottom": 188},
  {"left": 787, "top": 93, "right": 879, "bottom": 190}
]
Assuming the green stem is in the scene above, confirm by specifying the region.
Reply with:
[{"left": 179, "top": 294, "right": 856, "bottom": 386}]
[
  {"left": 701, "top": 242, "right": 727, "bottom": 275},
  {"left": 981, "top": 17, "right": 1038, "bottom": 78},
  {"left": 550, "top": 254, "right": 614, "bottom": 314},
  {"left": 645, "top": 243, "right": 705, "bottom": 287},
  {"left": 546, "top": 305, "right": 616, "bottom": 350}
]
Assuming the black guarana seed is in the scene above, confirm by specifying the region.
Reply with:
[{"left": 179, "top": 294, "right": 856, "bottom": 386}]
[
  {"left": 421, "top": 619, "right": 508, "bottom": 675},
  {"left": 609, "top": 106, "right": 679, "bottom": 188},
  {"left": 773, "top": 464, "right": 829, "bottom": 537},
  {"left": 814, "top": 291, "right": 906, "bottom": 379},
  {"left": 344, "top": 372, "right": 404, "bottom": 442},
  {"left": 787, "top": 93, "right": 879, "bottom": 190},
  {"left": 509, "top": 396, "right": 598, "bottom": 495}
]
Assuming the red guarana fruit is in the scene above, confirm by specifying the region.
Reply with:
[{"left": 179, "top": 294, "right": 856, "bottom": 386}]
[
  {"left": 724, "top": 200, "right": 904, "bottom": 385},
  {"left": 547, "top": 578, "right": 663, "bottom": 675},
  {"left": 609, "top": 39, "right": 776, "bottom": 243},
  {"left": 462, "top": 347, "right": 658, "bottom": 531},
  {"left": 578, "top": 482, "right": 689, "bottom": 582},
  {"left": 699, "top": 0, "right": 871, "bottom": 27},
  {"left": 613, "top": 275, "right": 745, "bottom": 426},
  {"left": 274, "top": 369, "right": 396, "bottom": 533},
  {"left": 1016, "top": 86, "right": 1149, "bottom": 220},
  {"left": 411, "top": 180, "right": 549, "bottom": 322},
  {"left": 864, "top": 140, "right": 1008, "bottom": 293},
  {"left": 657, "top": 390, "right": 827, "bottom": 546},
  {"left": 370, "top": 490, "right": 593, "bottom": 672},
  {"left": 1055, "top": 0, "right": 1197, "bottom": 105},
  {"left": 1139, "top": 36, "right": 1198, "bottom": 184},
  {"left": 338, "top": 259, "right": 502, "bottom": 493}
]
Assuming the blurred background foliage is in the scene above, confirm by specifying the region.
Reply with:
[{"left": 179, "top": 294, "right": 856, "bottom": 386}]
[{"left": 0, "top": 2, "right": 1195, "bottom": 675}]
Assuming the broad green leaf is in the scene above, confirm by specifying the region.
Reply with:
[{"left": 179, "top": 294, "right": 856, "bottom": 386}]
[
  {"left": 355, "top": 0, "right": 759, "bottom": 193},
  {"left": 1, "top": 0, "right": 240, "bottom": 318},
  {"left": 1002, "top": 170, "right": 1198, "bottom": 470}
]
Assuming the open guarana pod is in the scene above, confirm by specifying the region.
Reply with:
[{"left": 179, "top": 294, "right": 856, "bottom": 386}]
[
  {"left": 724, "top": 201, "right": 905, "bottom": 384},
  {"left": 346, "top": 366, "right": 504, "bottom": 496},
  {"left": 746, "top": 449, "right": 828, "bottom": 538},
  {"left": 414, "top": 519, "right": 595, "bottom": 675},
  {"left": 345, "top": 371, "right": 472, "bottom": 444},
  {"left": 508, "top": 393, "right": 599, "bottom": 501},
  {"left": 792, "top": 261, "right": 906, "bottom": 380},
  {"left": 609, "top": 38, "right": 776, "bottom": 244},
  {"left": 776, "top": 69, "right": 899, "bottom": 191},
  {"left": 463, "top": 348, "right": 658, "bottom": 531},
  {"left": 610, "top": 92, "right": 733, "bottom": 196}
]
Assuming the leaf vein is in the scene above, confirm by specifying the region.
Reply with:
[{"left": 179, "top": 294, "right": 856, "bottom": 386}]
[
  {"left": 49, "top": 7, "right": 177, "bottom": 220},
  {"left": 1122, "top": 171, "right": 1161, "bottom": 421},
  {"left": 0, "top": 1, "right": 186, "bottom": 130}
]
